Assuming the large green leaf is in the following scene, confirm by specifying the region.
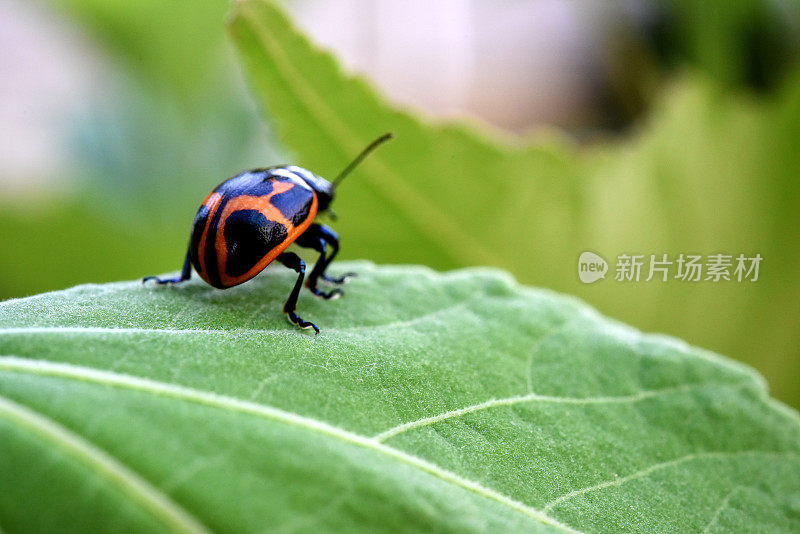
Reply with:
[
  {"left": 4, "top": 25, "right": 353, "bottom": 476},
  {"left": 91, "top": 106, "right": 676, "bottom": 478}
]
[
  {"left": 0, "top": 262, "right": 798, "bottom": 532},
  {"left": 227, "top": 0, "right": 800, "bottom": 409}
]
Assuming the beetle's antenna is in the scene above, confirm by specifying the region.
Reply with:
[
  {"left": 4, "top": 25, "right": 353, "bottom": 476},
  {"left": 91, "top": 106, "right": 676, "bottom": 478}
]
[{"left": 332, "top": 132, "right": 393, "bottom": 187}]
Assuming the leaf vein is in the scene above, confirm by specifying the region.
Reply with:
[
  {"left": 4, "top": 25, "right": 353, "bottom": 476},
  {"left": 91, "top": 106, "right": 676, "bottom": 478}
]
[
  {"left": 543, "top": 451, "right": 798, "bottom": 512},
  {"left": 0, "top": 392, "right": 210, "bottom": 534},
  {"left": 374, "top": 383, "right": 728, "bottom": 442},
  {"left": 0, "top": 356, "right": 579, "bottom": 533},
  {"left": 702, "top": 487, "right": 740, "bottom": 534},
  {"left": 0, "top": 326, "right": 287, "bottom": 337}
]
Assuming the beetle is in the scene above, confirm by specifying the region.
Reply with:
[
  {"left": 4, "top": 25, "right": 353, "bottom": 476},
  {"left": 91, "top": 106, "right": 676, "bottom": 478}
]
[{"left": 143, "top": 133, "right": 393, "bottom": 333}]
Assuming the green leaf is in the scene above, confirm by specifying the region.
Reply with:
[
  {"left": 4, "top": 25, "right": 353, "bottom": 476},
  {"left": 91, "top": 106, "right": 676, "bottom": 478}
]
[
  {"left": 0, "top": 1, "right": 276, "bottom": 301},
  {"left": 0, "top": 201, "right": 187, "bottom": 300},
  {"left": 226, "top": 0, "right": 800, "bottom": 411},
  {"left": 47, "top": 0, "right": 231, "bottom": 100},
  {"left": 1, "top": 262, "right": 798, "bottom": 532}
]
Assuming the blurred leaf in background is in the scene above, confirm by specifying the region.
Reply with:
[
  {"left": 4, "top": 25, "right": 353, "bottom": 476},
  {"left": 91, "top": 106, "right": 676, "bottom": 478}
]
[
  {"left": 0, "top": 0, "right": 276, "bottom": 297},
  {"left": 1, "top": 0, "right": 799, "bottom": 411},
  {"left": 229, "top": 0, "right": 800, "bottom": 410}
]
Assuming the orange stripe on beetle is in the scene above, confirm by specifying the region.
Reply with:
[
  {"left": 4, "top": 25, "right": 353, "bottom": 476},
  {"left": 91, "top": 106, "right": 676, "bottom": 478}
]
[
  {"left": 215, "top": 182, "right": 318, "bottom": 288},
  {"left": 196, "top": 192, "right": 223, "bottom": 283}
]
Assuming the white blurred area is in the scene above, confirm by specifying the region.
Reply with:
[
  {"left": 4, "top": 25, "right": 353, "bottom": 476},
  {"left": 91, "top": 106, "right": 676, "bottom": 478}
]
[
  {"left": 0, "top": 0, "right": 101, "bottom": 190},
  {"left": 0, "top": 0, "right": 635, "bottom": 189},
  {"left": 286, "top": 0, "right": 609, "bottom": 131}
]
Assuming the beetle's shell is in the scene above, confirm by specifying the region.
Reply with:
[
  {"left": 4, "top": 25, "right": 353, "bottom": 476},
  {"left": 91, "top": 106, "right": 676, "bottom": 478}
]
[{"left": 189, "top": 168, "right": 318, "bottom": 289}]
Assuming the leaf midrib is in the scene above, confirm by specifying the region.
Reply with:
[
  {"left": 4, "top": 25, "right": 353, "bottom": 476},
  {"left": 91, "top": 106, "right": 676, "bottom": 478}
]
[
  {"left": 4, "top": 355, "right": 793, "bottom": 532},
  {"left": 0, "top": 356, "right": 578, "bottom": 533}
]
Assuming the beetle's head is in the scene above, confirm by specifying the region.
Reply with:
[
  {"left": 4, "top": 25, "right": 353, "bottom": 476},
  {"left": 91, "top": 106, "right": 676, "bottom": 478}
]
[
  {"left": 284, "top": 166, "right": 335, "bottom": 212},
  {"left": 281, "top": 134, "right": 393, "bottom": 218}
]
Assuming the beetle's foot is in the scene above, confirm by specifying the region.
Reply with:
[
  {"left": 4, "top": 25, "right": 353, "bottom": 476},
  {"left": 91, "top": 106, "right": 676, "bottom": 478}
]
[
  {"left": 323, "top": 272, "right": 357, "bottom": 285},
  {"left": 306, "top": 285, "right": 343, "bottom": 300},
  {"left": 142, "top": 276, "right": 186, "bottom": 285},
  {"left": 285, "top": 311, "right": 320, "bottom": 334}
]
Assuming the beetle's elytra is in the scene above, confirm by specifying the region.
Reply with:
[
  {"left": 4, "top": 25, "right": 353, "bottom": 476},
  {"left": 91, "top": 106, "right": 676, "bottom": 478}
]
[{"left": 144, "top": 133, "right": 393, "bottom": 333}]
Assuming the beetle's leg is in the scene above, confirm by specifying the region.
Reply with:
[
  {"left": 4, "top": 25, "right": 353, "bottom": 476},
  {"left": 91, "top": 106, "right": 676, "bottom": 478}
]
[
  {"left": 294, "top": 225, "right": 344, "bottom": 300},
  {"left": 317, "top": 224, "right": 357, "bottom": 284},
  {"left": 297, "top": 224, "right": 356, "bottom": 287},
  {"left": 143, "top": 248, "right": 191, "bottom": 285},
  {"left": 277, "top": 252, "right": 319, "bottom": 334}
]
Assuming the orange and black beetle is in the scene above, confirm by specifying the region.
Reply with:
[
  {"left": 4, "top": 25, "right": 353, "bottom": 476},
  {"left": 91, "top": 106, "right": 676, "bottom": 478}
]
[{"left": 144, "top": 133, "right": 393, "bottom": 333}]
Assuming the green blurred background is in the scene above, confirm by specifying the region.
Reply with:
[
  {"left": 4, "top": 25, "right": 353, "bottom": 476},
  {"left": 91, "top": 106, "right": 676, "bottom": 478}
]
[{"left": 1, "top": 0, "right": 799, "bottom": 407}]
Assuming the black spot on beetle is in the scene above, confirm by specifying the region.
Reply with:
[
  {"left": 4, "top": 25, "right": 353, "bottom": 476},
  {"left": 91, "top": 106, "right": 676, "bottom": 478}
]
[
  {"left": 271, "top": 186, "right": 313, "bottom": 226},
  {"left": 223, "top": 210, "right": 288, "bottom": 278}
]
